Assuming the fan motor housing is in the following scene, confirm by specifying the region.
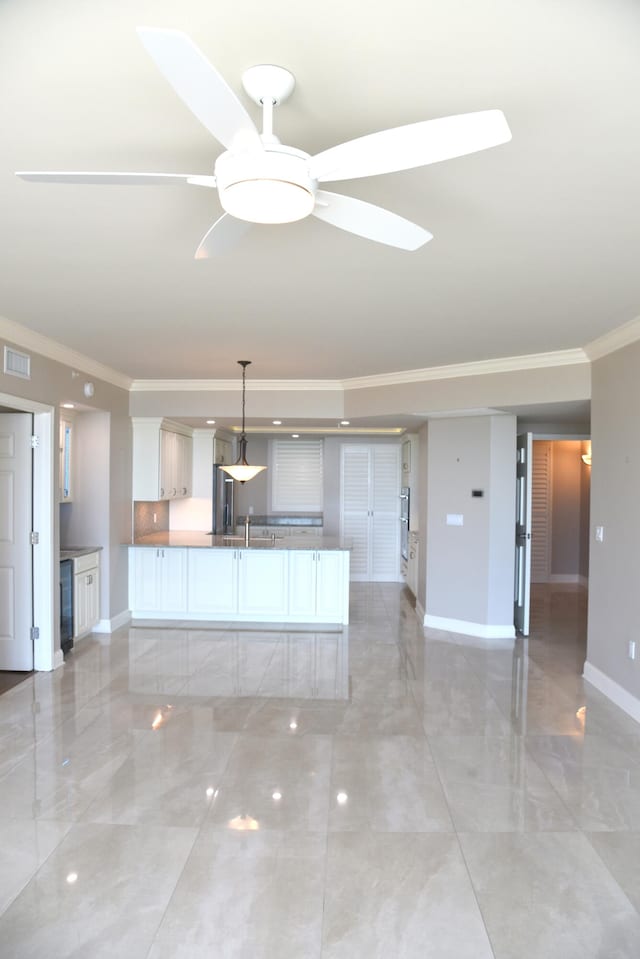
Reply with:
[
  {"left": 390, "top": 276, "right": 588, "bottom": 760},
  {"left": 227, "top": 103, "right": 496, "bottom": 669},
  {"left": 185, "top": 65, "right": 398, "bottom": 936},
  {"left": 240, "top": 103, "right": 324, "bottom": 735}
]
[{"left": 215, "top": 147, "right": 316, "bottom": 224}]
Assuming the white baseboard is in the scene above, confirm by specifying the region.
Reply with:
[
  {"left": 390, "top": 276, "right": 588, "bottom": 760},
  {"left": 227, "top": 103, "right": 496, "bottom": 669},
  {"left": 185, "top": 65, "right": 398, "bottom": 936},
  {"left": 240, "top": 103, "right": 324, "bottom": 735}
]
[
  {"left": 93, "top": 609, "right": 132, "bottom": 634},
  {"left": 423, "top": 613, "right": 515, "bottom": 643},
  {"left": 550, "top": 574, "right": 581, "bottom": 584},
  {"left": 583, "top": 661, "right": 640, "bottom": 725},
  {"left": 53, "top": 649, "right": 64, "bottom": 670},
  {"left": 578, "top": 574, "right": 589, "bottom": 589}
]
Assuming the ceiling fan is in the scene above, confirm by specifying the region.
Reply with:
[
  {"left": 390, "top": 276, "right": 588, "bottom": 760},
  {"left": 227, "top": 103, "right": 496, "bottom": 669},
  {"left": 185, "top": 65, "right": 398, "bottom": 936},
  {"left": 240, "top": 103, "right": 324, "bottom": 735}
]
[{"left": 16, "top": 27, "right": 512, "bottom": 255}]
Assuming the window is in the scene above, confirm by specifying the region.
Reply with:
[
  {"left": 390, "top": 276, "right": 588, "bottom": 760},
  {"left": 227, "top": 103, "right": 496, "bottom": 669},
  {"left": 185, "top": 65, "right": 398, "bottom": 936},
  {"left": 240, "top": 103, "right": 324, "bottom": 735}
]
[{"left": 270, "top": 439, "right": 323, "bottom": 512}]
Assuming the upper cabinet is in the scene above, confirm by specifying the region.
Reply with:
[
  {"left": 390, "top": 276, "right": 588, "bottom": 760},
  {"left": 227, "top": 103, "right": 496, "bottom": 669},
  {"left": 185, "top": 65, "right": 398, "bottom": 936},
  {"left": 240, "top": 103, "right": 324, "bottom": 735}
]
[
  {"left": 132, "top": 418, "right": 193, "bottom": 501},
  {"left": 59, "top": 416, "right": 73, "bottom": 502}
]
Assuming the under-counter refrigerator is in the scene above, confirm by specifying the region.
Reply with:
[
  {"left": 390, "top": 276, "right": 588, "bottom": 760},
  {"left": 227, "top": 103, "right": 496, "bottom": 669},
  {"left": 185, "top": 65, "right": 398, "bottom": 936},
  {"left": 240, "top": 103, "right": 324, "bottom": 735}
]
[{"left": 212, "top": 466, "right": 235, "bottom": 534}]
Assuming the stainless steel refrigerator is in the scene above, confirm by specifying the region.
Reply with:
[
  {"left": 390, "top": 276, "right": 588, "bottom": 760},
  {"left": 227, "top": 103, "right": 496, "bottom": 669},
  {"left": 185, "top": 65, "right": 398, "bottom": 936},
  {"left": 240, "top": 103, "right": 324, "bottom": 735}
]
[{"left": 212, "top": 466, "right": 235, "bottom": 534}]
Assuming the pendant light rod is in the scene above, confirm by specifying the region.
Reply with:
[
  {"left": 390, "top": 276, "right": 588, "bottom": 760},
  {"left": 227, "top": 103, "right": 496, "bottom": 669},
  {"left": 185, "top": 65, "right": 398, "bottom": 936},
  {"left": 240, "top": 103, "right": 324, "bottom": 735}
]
[{"left": 219, "top": 360, "right": 267, "bottom": 484}]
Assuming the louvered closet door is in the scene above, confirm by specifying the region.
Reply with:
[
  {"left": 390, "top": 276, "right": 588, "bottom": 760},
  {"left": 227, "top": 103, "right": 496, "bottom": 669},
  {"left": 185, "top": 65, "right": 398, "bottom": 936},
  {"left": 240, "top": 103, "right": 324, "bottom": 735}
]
[
  {"left": 340, "top": 446, "right": 370, "bottom": 580},
  {"left": 531, "top": 441, "right": 552, "bottom": 583},
  {"left": 340, "top": 445, "right": 401, "bottom": 582},
  {"left": 370, "top": 446, "right": 401, "bottom": 580}
]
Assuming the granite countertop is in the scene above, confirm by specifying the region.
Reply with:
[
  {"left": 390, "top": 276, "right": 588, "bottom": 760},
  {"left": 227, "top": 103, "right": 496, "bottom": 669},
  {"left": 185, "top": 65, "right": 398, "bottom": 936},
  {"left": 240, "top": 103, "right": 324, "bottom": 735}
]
[
  {"left": 60, "top": 547, "right": 103, "bottom": 560},
  {"left": 129, "top": 531, "right": 350, "bottom": 551}
]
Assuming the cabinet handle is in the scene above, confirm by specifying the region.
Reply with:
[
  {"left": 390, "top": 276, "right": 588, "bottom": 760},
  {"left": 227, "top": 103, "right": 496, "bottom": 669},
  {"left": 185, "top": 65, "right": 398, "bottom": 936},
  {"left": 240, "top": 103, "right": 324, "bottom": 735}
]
[
  {"left": 160, "top": 488, "right": 164, "bottom": 498},
  {"left": 181, "top": 487, "right": 187, "bottom": 495},
  {"left": 171, "top": 488, "right": 177, "bottom": 496}
]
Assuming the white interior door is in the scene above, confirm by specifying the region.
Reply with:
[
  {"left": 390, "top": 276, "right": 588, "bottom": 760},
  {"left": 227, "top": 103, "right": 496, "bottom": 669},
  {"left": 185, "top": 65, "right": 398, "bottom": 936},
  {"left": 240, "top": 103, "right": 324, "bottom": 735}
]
[
  {"left": 0, "top": 413, "right": 34, "bottom": 670},
  {"left": 514, "top": 432, "right": 533, "bottom": 636}
]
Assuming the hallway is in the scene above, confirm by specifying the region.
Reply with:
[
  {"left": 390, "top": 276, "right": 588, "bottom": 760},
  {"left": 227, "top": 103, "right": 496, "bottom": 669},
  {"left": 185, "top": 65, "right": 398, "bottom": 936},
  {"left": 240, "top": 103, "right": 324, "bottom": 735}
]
[{"left": 0, "top": 583, "right": 639, "bottom": 957}]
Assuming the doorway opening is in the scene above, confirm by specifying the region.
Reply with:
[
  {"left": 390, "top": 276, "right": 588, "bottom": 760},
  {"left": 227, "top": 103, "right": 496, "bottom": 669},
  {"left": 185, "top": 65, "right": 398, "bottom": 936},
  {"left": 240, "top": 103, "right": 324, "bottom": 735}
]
[{"left": 515, "top": 433, "right": 590, "bottom": 637}]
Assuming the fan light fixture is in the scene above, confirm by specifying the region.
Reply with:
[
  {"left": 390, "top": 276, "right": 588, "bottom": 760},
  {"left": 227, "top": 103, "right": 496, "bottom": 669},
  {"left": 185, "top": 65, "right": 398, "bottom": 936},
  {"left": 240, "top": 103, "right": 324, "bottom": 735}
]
[
  {"left": 215, "top": 147, "right": 316, "bottom": 224},
  {"left": 219, "top": 361, "right": 266, "bottom": 484}
]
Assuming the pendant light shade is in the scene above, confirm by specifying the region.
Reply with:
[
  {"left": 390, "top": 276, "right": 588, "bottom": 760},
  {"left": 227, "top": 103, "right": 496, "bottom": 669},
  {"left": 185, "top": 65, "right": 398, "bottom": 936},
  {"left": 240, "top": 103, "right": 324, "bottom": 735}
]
[{"left": 220, "top": 361, "right": 266, "bottom": 484}]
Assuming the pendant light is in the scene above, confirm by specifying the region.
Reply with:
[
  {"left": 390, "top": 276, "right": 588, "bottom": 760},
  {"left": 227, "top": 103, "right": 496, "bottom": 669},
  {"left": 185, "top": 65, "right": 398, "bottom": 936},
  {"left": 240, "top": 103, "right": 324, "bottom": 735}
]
[{"left": 219, "top": 361, "right": 267, "bottom": 483}]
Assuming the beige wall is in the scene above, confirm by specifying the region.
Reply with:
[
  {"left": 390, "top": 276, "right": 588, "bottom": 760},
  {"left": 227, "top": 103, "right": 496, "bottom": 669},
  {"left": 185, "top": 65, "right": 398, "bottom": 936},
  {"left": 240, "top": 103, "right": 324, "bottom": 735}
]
[
  {"left": 424, "top": 415, "right": 516, "bottom": 630},
  {"left": 587, "top": 340, "right": 640, "bottom": 701},
  {"left": 551, "top": 441, "right": 583, "bottom": 577}
]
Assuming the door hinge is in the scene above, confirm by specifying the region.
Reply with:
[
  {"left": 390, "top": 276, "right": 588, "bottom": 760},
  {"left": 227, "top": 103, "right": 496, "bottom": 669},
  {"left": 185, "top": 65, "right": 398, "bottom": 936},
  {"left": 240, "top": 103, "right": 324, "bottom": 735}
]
[
  {"left": 31, "top": 434, "right": 39, "bottom": 448},
  {"left": 30, "top": 531, "right": 39, "bottom": 545},
  {"left": 30, "top": 626, "right": 40, "bottom": 641}
]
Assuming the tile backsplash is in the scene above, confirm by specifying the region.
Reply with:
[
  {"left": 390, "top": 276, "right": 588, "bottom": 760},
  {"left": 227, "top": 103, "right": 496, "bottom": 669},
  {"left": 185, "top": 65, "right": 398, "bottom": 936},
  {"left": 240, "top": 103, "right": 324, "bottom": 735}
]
[{"left": 133, "top": 501, "right": 169, "bottom": 539}]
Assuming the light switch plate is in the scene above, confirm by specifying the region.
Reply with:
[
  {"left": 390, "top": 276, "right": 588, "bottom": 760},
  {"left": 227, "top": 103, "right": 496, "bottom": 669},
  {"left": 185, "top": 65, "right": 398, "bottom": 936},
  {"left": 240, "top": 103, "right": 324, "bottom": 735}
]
[
  {"left": 595, "top": 526, "right": 604, "bottom": 542},
  {"left": 446, "top": 514, "right": 464, "bottom": 526}
]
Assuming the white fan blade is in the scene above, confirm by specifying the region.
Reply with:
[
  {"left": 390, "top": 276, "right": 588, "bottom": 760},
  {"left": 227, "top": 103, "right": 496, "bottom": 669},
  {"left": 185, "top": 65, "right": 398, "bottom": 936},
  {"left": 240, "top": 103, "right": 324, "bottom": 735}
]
[
  {"left": 15, "top": 171, "right": 209, "bottom": 186},
  {"left": 137, "top": 27, "right": 262, "bottom": 153},
  {"left": 309, "top": 110, "right": 511, "bottom": 183},
  {"left": 312, "top": 190, "right": 432, "bottom": 251},
  {"left": 195, "top": 213, "right": 251, "bottom": 258}
]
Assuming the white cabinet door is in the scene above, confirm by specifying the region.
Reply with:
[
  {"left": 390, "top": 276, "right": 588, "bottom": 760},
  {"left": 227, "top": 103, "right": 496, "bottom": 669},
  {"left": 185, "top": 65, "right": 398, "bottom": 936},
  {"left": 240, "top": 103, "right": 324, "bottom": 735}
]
[
  {"left": 160, "top": 548, "right": 187, "bottom": 611},
  {"left": 178, "top": 433, "right": 193, "bottom": 497},
  {"left": 159, "top": 429, "right": 177, "bottom": 499},
  {"left": 315, "top": 552, "right": 346, "bottom": 619},
  {"left": 130, "top": 548, "right": 186, "bottom": 612},
  {"left": 288, "top": 550, "right": 316, "bottom": 616},
  {"left": 131, "top": 548, "right": 160, "bottom": 609},
  {"left": 238, "top": 550, "right": 288, "bottom": 615},
  {"left": 188, "top": 549, "right": 238, "bottom": 614},
  {"left": 73, "top": 561, "right": 100, "bottom": 637}
]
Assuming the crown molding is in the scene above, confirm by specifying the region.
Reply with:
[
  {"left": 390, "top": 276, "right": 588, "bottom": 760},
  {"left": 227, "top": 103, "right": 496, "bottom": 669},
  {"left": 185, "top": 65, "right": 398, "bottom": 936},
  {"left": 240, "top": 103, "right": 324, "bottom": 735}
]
[
  {"left": 129, "top": 378, "right": 344, "bottom": 392},
  {"left": 0, "top": 315, "right": 132, "bottom": 391},
  {"left": 343, "top": 349, "right": 589, "bottom": 390},
  {"left": 583, "top": 316, "right": 640, "bottom": 361}
]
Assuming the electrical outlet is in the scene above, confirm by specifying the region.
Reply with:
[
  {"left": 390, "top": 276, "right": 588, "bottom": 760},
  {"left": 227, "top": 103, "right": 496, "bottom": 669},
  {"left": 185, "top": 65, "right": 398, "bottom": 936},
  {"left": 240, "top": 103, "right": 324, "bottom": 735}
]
[
  {"left": 595, "top": 526, "right": 604, "bottom": 542},
  {"left": 629, "top": 641, "right": 636, "bottom": 661}
]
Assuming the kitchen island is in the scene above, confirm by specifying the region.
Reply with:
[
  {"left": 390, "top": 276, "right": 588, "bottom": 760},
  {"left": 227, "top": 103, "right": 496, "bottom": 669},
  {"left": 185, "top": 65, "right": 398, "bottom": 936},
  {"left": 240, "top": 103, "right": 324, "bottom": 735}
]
[{"left": 128, "top": 531, "right": 350, "bottom": 625}]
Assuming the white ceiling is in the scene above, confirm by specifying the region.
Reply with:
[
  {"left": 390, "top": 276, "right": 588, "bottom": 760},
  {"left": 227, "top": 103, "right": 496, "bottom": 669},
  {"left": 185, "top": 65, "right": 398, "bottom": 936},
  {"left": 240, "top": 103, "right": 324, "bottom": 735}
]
[{"left": 1, "top": 0, "right": 640, "bottom": 389}]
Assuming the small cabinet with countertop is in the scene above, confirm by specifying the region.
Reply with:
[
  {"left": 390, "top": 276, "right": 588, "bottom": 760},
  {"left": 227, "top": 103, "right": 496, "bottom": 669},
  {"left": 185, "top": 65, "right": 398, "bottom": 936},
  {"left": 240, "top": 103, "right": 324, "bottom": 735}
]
[{"left": 60, "top": 548, "right": 102, "bottom": 639}]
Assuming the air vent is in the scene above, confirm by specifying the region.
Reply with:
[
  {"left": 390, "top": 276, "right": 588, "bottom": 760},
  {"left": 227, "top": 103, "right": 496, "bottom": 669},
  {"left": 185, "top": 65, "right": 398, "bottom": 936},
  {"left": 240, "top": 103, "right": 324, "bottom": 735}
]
[{"left": 3, "top": 346, "right": 31, "bottom": 379}]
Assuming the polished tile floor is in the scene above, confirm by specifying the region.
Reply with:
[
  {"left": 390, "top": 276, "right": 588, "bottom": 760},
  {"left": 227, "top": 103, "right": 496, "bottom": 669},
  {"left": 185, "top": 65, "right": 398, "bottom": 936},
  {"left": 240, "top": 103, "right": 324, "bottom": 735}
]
[{"left": 1, "top": 583, "right": 640, "bottom": 957}]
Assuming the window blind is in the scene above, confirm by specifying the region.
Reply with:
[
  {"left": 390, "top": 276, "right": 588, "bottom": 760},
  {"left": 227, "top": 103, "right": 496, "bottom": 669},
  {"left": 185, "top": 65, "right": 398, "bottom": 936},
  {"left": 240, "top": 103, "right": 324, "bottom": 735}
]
[{"left": 271, "top": 440, "right": 323, "bottom": 511}]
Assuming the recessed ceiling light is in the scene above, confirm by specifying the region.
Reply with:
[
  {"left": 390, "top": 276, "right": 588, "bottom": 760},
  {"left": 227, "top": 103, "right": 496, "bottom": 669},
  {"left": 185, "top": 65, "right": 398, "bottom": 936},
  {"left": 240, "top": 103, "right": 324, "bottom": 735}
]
[
  {"left": 206, "top": 419, "right": 216, "bottom": 425},
  {"left": 291, "top": 433, "right": 299, "bottom": 439},
  {"left": 336, "top": 792, "right": 348, "bottom": 805},
  {"left": 272, "top": 420, "right": 282, "bottom": 425},
  {"left": 340, "top": 420, "right": 350, "bottom": 426},
  {"left": 62, "top": 403, "right": 74, "bottom": 409}
]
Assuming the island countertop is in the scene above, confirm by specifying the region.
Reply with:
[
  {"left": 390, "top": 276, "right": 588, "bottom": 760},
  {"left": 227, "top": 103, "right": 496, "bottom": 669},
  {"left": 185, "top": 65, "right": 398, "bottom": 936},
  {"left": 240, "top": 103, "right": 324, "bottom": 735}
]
[{"left": 129, "top": 531, "right": 350, "bottom": 551}]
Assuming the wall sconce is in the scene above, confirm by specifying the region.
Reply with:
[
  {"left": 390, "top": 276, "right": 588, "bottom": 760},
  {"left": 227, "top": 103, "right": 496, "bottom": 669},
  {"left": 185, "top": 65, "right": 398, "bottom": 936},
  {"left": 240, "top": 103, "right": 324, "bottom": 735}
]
[{"left": 581, "top": 451, "right": 592, "bottom": 466}]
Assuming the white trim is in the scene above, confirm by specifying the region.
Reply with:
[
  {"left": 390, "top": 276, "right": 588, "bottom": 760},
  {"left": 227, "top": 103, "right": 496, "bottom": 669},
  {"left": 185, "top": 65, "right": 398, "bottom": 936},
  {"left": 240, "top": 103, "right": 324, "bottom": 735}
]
[
  {"left": 129, "top": 349, "right": 591, "bottom": 395},
  {"left": 344, "top": 349, "right": 589, "bottom": 389},
  {"left": 0, "top": 315, "right": 132, "bottom": 390},
  {"left": 424, "top": 612, "right": 515, "bottom": 642},
  {"left": 93, "top": 609, "right": 132, "bottom": 634},
  {"left": 550, "top": 573, "right": 581, "bottom": 584},
  {"left": 578, "top": 574, "right": 589, "bottom": 589},
  {"left": 53, "top": 650, "right": 64, "bottom": 670},
  {"left": 583, "top": 661, "right": 640, "bottom": 725},
  {"left": 130, "top": 378, "right": 343, "bottom": 392},
  {"left": 584, "top": 316, "right": 640, "bottom": 361}
]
